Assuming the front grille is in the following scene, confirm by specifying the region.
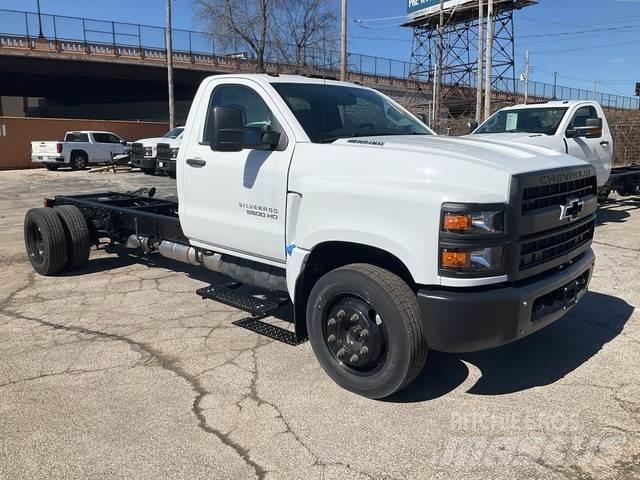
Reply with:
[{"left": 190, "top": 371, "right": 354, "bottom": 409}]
[
  {"left": 131, "top": 142, "right": 144, "bottom": 157},
  {"left": 156, "top": 143, "right": 171, "bottom": 160},
  {"left": 522, "top": 176, "right": 597, "bottom": 213},
  {"left": 520, "top": 219, "right": 595, "bottom": 270}
]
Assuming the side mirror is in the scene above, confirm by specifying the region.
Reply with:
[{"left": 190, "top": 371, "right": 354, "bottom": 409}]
[
  {"left": 468, "top": 120, "right": 479, "bottom": 133},
  {"left": 120, "top": 139, "right": 127, "bottom": 145},
  {"left": 211, "top": 106, "right": 245, "bottom": 152},
  {"left": 568, "top": 117, "right": 603, "bottom": 139},
  {"left": 260, "top": 125, "right": 281, "bottom": 149}
]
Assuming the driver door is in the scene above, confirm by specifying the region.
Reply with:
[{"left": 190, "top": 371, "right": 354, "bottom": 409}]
[
  {"left": 565, "top": 106, "right": 612, "bottom": 185},
  {"left": 180, "top": 80, "right": 295, "bottom": 264}
]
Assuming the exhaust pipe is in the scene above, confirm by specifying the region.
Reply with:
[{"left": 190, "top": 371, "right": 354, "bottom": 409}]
[{"left": 124, "top": 235, "right": 286, "bottom": 292}]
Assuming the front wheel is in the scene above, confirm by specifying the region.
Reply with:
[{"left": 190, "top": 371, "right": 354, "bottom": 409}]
[
  {"left": 306, "top": 263, "right": 427, "bottom": 399},
  {"left": 44, "top": 164, "right": 59, "bottom": 171}
]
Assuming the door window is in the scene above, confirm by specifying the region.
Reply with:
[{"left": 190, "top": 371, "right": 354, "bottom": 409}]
[
  {"left": 569, "top": 106, "right": 598, "bottom": 129},
  {"left": 107, "top": 134, "right": 122, "bottom": 143},
  {"left": 65, "top": 132, "right": 89, "bottom": 142},
  {"left": 203, "top": 84, "right": 279, "bottom": 149},
  {"left": 92, "top": 133, "right": 110, "bottom": 143}
]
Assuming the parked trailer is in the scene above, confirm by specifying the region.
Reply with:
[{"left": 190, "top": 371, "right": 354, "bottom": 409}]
[{"left": 599, "top": 164, "right": 640, "bottom": 201}]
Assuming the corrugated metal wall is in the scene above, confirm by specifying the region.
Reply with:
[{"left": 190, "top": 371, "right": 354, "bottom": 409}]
[{"left": 0, "top": 117, "right": 170, "bottom": 170}]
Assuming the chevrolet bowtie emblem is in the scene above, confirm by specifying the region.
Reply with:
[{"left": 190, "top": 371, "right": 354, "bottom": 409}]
[{"left": 560, "top": 198, "right": 584, "bottom": 222}]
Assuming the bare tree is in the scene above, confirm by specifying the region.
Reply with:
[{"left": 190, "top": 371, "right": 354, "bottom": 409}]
[
  {"left": 194, "top": 0, "right": 272, "bottom": 72},
  {"left": 273, "top": 0, "right": 338, "bottom": 71},
  {"left": 194, "top": 0, "right": 338, "bottom": 73}
]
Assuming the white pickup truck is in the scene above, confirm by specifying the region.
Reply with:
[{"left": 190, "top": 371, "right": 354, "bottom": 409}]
[
  {"left": 130, "top": 127, "right": 184, "bottom": 175},
  {"left": 23, "top": 75, "right": 597, "bottom": 398},
  {"left": 31, "top": 131, "right": 128, "bottom": 170}
]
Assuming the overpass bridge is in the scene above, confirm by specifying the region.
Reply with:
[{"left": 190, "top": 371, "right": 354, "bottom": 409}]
[{"left": 0, "top": 8, "right": 637, "bottom": 124}]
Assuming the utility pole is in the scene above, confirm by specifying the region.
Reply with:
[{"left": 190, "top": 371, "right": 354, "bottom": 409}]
[
  {"left": 36, "top": 0, "right": 44, "bottom": 38},
  {"left": 340, "top": 0, "right": 347, "bottom": 81},
  {"left": 593, "top": 80, "right": 598, "bottom": 101},
  {"left": 166, "top": 0, "right": 175, "bottom": 129},
  {"left": 523, "top": 50, "right": 530, "bottom": 104},
  {"left": 483, "top": 0, "right": 494, "bottom": 120},
  {"left": 552, "top": 71, "right": 558, "bottom": 100},
  {"left": 475, "top": 0, "right": 484, "bottom": 122},
  {"left": 434, "top": 0, "right": 444, "bottom": 129}
]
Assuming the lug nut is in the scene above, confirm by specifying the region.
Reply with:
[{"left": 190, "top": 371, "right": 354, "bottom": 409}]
[
  {"left": 350, "top": 314, "right": 359, "bottom": 324},
  {"left": 360, "top": 329, "right": 369, "bottom": 339},
  {"left": 349, "top": 354, "right": 359, "bottom": 363},
  {"left": 336, "top": 348, "right": 347, "bottom": 359},
  {"left": 359, "top": 346, "right": 369, "bottom": 356},
  {"left": 337, "top": 309, "right": 346, "bottom": 319},
  {"left": 327, "top": 318, "right": 336, "bottom": 327},
  {"left": 327, "top": 334, "right": 336, "bottom": 343}
]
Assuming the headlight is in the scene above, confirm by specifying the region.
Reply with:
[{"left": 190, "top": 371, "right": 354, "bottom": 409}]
[
  {"left": 170, "top": 148, "right": 179, "bottom": 159},
  {"left": 144, "top": 146, "right": 153, "bottom": 157},
  {"left": 441, "top": 247, "right": 504, "bottom": 273},
  {"left": 442, "top": 210, "right": 504, "bottom": 234},
  {"left": 439, "top": 203, "right": 507, "bottom": 277}
]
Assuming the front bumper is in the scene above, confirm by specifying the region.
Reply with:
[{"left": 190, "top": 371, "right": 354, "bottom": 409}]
[
  {"left": 417, "top": 248, "right": 595, "bottom": 353},
  {"left": 131, "top": 156, "right": 157, "bottom": 170},
  {"left": 156, "top": 159, "right": 176, "bottom": 175}
]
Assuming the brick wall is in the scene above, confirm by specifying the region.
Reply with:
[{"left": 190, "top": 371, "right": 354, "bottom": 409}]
[{"left": 0, "top": 117, "right": 169, "bottom": 170}]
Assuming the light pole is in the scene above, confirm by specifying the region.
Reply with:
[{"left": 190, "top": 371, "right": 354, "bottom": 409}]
[
  {"left": 340, "top": 0, "right": 347, "bottom": 80},
  {"left": 166, "top": 0, "right": 175, "bottom": 129},
  {"left": 36, "top": 0, "right": 44, "bottom": 38}
]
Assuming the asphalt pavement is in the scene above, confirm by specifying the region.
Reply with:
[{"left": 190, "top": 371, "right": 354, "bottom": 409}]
[{"left": 0, "top": 169, "right": 638, "bottom": 479}]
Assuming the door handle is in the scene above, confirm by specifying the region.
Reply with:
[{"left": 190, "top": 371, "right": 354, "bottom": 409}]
[
  {"left": 600, "top": 141, "right": 610, "bottom": 146},
  {"left": 186, "top": 158, "right": 206, "bottom": 167}
]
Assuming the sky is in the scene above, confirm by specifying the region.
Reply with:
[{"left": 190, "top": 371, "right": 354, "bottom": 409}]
[{"left": 2, "top": 0, "right": 640, "bottom": 97}]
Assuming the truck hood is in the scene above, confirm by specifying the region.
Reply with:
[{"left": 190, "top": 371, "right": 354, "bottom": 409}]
[
  {"left": 333, "top": 134, "right": 584, "bottom": 175},
  {"left": 135, "top": 137, "right": 182, "bottom": 148}
]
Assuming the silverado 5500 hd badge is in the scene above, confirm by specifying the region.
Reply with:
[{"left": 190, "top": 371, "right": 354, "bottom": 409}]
[{"left": 239, "top": 202, "right": 279, "bottom": 220}]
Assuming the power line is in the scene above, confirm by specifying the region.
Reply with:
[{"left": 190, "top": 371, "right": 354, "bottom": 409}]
[{"left": 520, "top": 23, "right": 640, "bottom": 39}]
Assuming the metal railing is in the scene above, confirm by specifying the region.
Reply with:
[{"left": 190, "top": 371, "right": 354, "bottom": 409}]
[
  {"left": 1, "top": 9, "right": 638, "bottom": 110},
  {"left": 0, "top": 9, "right": 412, "bottom": 82}
]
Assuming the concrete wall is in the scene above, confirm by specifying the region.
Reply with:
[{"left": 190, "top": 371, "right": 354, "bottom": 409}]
[{"left": 0, "top": 117, "right": 169, "bottom": 170}]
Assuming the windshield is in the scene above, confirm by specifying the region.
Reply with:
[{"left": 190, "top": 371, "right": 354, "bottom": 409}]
[
  {"left": 163, "top": 127, "right": 184, "bottom": 139},
  {"left": 272, "top": 83, "right": 432, "bottom": 143},
  {"left": 475, "top": 107, "right": 568, "bottom": 135}
]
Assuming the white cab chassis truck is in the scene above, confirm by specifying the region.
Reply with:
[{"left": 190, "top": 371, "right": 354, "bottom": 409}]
[
  {"left": 23, "top": 75, "right": 597, "bottom": 399},
  {"left": 31, "top": 131, "right": 127, "bottom": 170},
  {"left": 468, "top": 101, "right": 640, "bottom": 201}
]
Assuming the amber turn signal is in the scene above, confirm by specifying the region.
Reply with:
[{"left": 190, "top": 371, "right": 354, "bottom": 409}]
[
  {"left": 442, "top": 213, "right": 471, "bottom": 232},
  {"left": 441, "top": 249, "right": 471, "bottom": 269}
]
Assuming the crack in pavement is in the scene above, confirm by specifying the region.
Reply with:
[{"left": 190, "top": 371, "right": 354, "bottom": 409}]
[
  {"left": 592, "top": 240, "right": 640, "bottom": 253},
  {"left": 0, "top": 307, "right": 267, "bottom": 480}
]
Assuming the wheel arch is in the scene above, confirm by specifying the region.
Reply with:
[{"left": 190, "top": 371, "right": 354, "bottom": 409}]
[
  {"left": 293, "top": 241, "right": 416, "bottom": 340},
  {"left": 70, "top": 149, "right": 88, "bottom": 159}
]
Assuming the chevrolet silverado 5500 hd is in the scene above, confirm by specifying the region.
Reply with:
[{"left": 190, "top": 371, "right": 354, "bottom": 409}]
[{"left": 23, "top": 75, "right": 597, "bottom": 399}]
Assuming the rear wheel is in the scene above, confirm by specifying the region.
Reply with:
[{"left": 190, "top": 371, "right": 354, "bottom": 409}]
[
  {"left": 24, "top": 208, "right": 68, "bottom": 275},
  {"left": 142, "top": 168, "right": 155, "bottom": 175},
  {"left": 44, "top": 164, "right": 59, "bottom": 171},
  {"left": 306, "top": 263, "right": 427, "bottom": 399},
  {"left": 70, "top": 152, "right": 87, "bottom": 170},
  {"left": 54, "top": 205, "right": 91, "bottom": 270}
]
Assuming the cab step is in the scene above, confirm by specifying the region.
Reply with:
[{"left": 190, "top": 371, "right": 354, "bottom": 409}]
[
  {"left": 196, "top": 283, "right": 306, "bottom": 346},
  {"left": 196, "top": 283, "right": 279, "bottom": 316}
]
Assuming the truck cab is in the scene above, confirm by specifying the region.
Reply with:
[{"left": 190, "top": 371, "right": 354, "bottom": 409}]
[
  {"left": 468, "top": 101, "right": 613, "bottom": 188},
  {"left": 25, "top": 75, "right": 598, "bottom": 399}
]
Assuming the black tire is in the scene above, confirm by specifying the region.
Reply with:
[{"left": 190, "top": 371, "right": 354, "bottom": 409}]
[
  {"left": 70, "top": 152, "right": 87, "bottom": 170},
  {"left": 45, "top": 164, "right": 59, "bottom": 171},
  {"left": 142, "top": 168, "right": 155, "bottom": 175},
  {"left": 24, "top": 208, "right": 68, "bottom": 276},
  {"left": 54, "top": 205, "right": 91, "bottom": 270},
  {"left": 597, "top": 187, "right": 611, "bottom": 204},
  {"left": 306, "top": 263, "right": 428, "bottom": 399}
]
